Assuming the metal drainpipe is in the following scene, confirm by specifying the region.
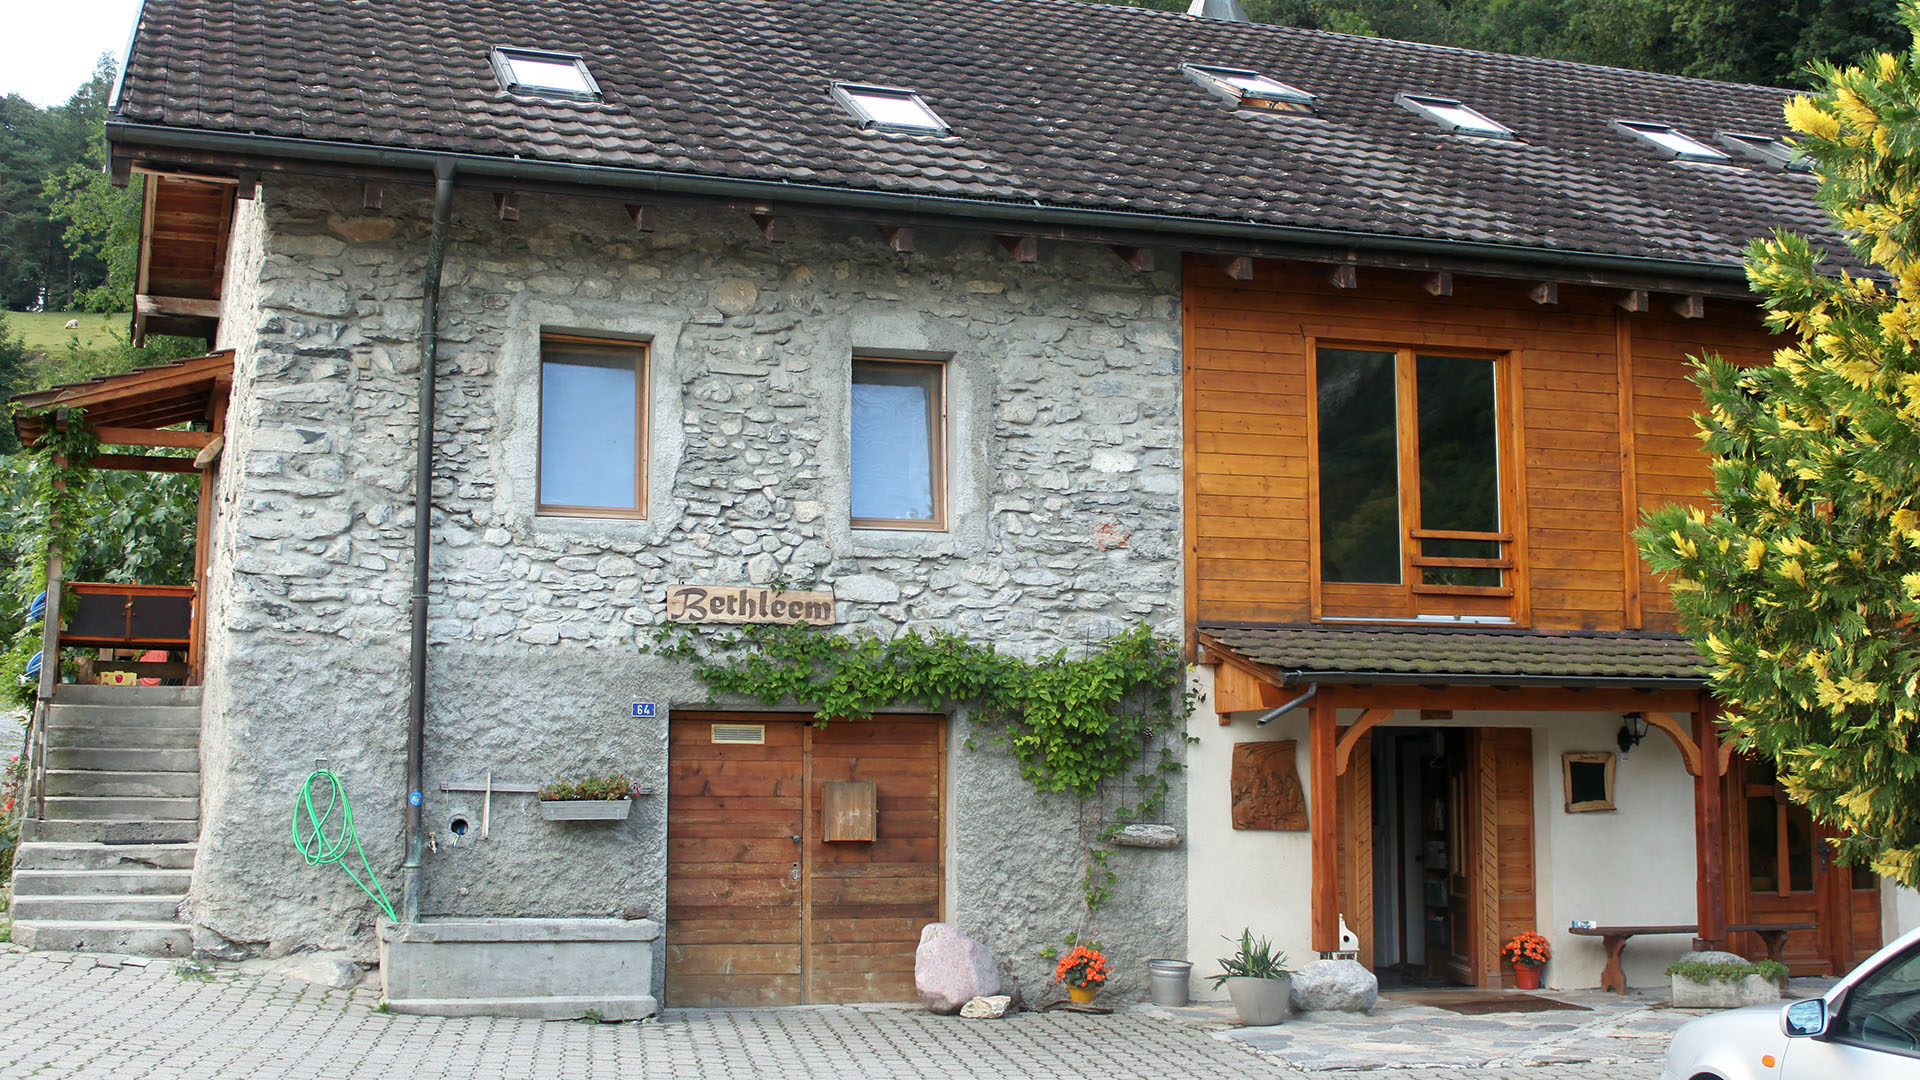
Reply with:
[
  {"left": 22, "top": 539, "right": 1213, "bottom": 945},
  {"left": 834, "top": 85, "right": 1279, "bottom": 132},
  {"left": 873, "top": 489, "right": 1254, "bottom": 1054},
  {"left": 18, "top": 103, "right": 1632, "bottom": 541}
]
[
  {"left": 402, "top": 160, "right": 456, "bottom": 924},
  {"left": 1254, "top": 683, "right": 1316, "bottom": 726}
]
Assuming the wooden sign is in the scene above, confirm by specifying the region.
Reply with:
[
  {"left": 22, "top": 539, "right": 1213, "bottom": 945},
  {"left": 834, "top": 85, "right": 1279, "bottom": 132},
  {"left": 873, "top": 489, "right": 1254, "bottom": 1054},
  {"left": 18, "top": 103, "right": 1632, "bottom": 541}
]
[
  {"left": 664, "top": 585, "right": 835, "bottom": 625},
  {"left": 1232, "top": 741, "right": 1308, "bottom": 831}
]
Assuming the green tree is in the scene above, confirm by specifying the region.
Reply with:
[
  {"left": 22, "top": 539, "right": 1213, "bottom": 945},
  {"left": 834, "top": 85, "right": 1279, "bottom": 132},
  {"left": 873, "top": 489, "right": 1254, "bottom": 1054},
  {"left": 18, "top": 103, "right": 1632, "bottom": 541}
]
[
  {"left": 1638, "top": 4, "right": 1920, "bottom": 887},
  {"left": 44, "top": 57, "right": 134, "bottom": 313}
]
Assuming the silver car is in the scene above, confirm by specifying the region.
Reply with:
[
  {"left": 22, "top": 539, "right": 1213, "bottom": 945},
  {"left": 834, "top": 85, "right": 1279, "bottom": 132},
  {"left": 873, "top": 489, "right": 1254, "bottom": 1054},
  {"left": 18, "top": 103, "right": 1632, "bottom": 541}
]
[{"left": 1663, "top": 924, "right": 1920, "bottom": 1079}]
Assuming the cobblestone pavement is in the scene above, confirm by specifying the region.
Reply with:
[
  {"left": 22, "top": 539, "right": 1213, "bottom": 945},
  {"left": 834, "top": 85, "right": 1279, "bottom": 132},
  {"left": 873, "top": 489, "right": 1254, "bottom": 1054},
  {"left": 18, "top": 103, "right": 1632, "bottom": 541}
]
[{"left": 0, "top": 947, "right": 1711, "bottom": 1079}]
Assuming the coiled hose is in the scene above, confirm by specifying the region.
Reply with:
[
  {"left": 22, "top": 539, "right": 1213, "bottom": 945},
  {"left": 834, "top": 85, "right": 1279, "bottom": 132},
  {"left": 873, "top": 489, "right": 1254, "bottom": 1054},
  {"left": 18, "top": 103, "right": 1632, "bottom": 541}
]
[{"left": 292, "top": 769, "right": 398, "bottom": 923}]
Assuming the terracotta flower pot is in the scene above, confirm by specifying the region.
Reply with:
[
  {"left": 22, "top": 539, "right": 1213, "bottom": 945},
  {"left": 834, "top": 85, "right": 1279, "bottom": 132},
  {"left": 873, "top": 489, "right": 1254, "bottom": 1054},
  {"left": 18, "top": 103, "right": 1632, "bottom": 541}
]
[
  {"left": 1068, "top": 984, "right": 1098, "bottom": 1003},
  {"left": 1515, "top": 964, "right": 1543, "bottom": 990}
]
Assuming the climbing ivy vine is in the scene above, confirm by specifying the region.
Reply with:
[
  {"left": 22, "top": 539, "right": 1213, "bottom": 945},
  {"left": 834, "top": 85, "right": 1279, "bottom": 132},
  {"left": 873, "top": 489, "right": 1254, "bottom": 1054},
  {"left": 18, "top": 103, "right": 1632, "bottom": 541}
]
[
  {"left": 647, "top": 621, "right": 1194, "bottom": 935},
  {"left": 2, "top": 414, "right": 99, "bottom": 708}
]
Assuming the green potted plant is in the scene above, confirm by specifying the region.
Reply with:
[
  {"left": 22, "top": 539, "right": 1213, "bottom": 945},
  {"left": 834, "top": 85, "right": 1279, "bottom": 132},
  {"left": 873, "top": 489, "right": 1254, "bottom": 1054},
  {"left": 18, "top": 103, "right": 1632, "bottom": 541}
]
[
  {"left": 1211, "top": 929, "right": 1294, "bottom": 1026},
  {"left": 538, "top": 773, "right": 642, "bottom": 821}
]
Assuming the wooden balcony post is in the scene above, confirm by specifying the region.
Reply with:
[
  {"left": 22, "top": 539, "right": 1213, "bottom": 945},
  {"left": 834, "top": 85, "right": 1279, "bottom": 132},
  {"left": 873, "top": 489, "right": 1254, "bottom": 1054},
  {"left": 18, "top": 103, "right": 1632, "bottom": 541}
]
[
  {"left": 1311, "top": 695, "right": 1339, "bottom": 954},
  {"left": 1694, "top": 694, "right": 1728, "bottom": 949}
]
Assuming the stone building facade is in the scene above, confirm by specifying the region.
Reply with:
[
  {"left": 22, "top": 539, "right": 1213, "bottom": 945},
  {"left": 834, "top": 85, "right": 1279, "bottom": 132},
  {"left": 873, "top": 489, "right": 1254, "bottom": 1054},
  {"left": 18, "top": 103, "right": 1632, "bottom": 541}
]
[{"left": 189, "top": 175, "right": 1189, "bottom": 996}]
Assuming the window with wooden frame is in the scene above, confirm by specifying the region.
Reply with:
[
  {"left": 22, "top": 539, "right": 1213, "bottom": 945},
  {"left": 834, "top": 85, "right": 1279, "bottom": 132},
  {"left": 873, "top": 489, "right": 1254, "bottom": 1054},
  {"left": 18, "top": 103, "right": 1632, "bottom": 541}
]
[
  {"left": 1310, "top": 343, "right": 1515, "bottom": 621},
  {"left": 538, "top": 334, "right": 646, "bottom": 517},
  {"left": 850, "top": 358, "right": 946, "bottom": 530},
  {"left": 1562, "top": 752, "right": 1617, "bottom": 812}
]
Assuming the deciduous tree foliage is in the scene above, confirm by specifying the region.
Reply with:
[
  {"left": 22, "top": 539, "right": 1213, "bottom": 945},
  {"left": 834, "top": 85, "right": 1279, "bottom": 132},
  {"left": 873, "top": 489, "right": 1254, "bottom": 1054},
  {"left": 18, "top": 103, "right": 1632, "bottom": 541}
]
[{"left": 1638, "top": 3, "right": 1920, "bottom": 887}]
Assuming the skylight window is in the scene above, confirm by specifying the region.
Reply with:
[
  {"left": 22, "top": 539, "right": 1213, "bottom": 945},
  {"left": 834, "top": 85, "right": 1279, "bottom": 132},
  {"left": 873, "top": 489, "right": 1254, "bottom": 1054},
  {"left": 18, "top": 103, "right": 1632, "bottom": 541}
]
[
  {"left": 1182, "top": 64, "right": 1315, "bottom": 112},
  {"left": 1719, "top": 132, "right": 1811, "bottom": 172},
  {"left": 491, "top": 47, "right": 600, "bottom": 100},
  {"left": 1396, "top": 94, "right": 1514, "bottom": 138},
  {"left": 832, "top": 84, "right": 949, "bottom": 134},
  {"left": 1614, "top": 121, "right": 1729, "bottom": 162}
]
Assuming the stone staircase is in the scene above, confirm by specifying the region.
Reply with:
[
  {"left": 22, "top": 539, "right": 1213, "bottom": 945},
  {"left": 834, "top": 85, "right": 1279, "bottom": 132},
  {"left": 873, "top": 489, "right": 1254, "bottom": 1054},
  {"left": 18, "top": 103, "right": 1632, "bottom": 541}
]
[{"left": 9, "top": 684, "right": 200, "bottom": 956}]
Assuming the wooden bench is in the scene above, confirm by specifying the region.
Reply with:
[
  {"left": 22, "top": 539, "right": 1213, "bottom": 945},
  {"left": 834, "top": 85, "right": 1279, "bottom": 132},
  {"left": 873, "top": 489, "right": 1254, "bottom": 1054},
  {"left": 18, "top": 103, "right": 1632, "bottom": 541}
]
[
  {"left": 1726, "top": 922, "right": 1817, "bottom": 988},
  {"left": 1569, "top": 924, "right": 1697, "bottom": 993}
]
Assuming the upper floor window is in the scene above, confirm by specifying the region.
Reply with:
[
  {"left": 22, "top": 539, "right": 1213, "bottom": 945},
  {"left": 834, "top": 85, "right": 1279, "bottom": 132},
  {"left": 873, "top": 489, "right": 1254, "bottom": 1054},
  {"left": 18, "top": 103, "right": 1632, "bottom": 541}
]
[
  {"left": 1314, "top": 344, "right": 1510, "bottom": 621},
  {"left": 539, "top": 334, "right": 645, "bottom": 516},
  {"left": 851, "top": 358, "right": 945, "bottom": 529}
]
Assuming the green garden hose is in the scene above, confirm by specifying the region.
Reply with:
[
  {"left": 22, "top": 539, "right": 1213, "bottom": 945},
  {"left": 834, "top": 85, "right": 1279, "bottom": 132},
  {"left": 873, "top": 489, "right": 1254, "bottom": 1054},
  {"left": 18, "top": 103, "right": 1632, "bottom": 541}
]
[{"left": 292, "top": 769, "right": 398, "bottom": 923}]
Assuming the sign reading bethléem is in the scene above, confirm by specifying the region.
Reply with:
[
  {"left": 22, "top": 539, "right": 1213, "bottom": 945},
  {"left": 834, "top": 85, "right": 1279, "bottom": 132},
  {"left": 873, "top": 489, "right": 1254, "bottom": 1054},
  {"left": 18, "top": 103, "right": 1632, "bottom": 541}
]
[{"left": 664, "top": 585, "right": 836, "bottom": 625}]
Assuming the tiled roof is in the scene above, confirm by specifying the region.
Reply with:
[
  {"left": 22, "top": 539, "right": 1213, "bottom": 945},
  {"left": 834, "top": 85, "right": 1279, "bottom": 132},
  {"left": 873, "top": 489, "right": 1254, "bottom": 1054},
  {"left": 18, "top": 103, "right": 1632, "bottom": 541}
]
[
  {"left": 1199, "top": 622, "right": 1708, "bottom": 687},
  {"left": 111, "top": 0, "right": 1843, "bottom": 271}
]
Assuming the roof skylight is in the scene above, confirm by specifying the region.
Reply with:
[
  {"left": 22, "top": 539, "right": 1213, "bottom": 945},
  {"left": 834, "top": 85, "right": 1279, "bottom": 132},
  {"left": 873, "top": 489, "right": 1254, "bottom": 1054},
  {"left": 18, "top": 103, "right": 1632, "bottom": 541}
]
[
  {"left": 832, "top": 84, "right": 949, "bottom": 133},
  {"left": 1396, "top": 94, "right": 1514, "bottom": 138},
  {"left": 1182, "top": 64, "right": 1315, "bottom": 112},
  {"left": 491, "top": 47, "right": 600, "bottom": 100},
  {"left": 1614, "top": 121, "right": 1729, "bottom": 162},
  {"left": 1719, "top": 132, "right": 1811, "bottom": 172}
]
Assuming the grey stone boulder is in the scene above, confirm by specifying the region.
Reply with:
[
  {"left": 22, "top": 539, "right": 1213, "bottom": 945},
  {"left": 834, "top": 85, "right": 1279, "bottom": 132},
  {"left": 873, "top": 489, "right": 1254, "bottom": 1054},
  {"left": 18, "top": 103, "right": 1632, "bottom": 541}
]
[
  {"left": 283, "top": 953, "right": 364, "bottom": 989},
  {"left": 1289, "top": 959, "right": 1378, "bottom": 1013},
  {"left": 959, "top": 995, "right": 1013, "bottom": 1019},
  {"left": 1671, "top": 950, "right": 1781, "bottom": 1009},
  {"left": 915, "top": 923, "right": 1001, "bottom": 1014}
]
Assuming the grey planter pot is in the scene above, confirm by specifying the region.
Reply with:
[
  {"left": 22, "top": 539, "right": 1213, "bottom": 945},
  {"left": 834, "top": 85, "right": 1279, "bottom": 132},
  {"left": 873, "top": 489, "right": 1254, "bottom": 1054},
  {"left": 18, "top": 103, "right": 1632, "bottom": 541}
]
[
  {"left": 538, "top": 798, "right": 633, "bottom": 822},
  {"left": 1225, "top": 975, "right": 1292, "bottom": 1026}
]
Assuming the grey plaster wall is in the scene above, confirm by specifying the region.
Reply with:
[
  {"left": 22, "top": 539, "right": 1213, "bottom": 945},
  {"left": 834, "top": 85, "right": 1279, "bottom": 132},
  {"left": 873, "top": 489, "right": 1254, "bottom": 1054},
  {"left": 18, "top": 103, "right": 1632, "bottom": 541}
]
[{"left": 191, "top": 174, "right": 1187, "bottom": 999}]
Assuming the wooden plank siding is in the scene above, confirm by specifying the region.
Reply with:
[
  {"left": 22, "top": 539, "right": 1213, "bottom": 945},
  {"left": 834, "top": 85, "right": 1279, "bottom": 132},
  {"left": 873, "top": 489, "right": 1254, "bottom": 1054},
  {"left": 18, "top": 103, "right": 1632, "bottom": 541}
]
[{"left": 1185, "top": 257, "right": 1779, "bottom": 631}]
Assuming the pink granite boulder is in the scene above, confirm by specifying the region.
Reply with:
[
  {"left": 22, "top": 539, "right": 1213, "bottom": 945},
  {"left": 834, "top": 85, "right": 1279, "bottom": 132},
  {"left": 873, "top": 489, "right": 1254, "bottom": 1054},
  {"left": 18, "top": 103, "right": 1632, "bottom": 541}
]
[{"left": 915, "top": 923, "right": 1002, "bottom": 1014}]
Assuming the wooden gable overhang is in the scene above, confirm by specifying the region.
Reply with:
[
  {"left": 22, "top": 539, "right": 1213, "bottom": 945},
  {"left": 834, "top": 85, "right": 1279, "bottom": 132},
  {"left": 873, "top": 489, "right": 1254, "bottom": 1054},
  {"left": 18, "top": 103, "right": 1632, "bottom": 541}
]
[
  {"left": 132, "top": 172, "right": 240, "bottom": 345},
  {"left": 13, "top": 349, "right": 233, "bottom": 462}
]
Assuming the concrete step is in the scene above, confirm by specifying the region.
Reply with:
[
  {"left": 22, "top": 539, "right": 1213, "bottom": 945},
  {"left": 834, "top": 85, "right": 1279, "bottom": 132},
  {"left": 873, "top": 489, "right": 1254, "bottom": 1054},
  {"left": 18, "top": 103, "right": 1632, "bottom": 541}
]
[
  {"left": 21, "top": 819, "right": 199, "bottom": 845},
  {"left": 11, "top": 868, "right": 193, "bottom": 897},
  {"left": 9, "top": 920, "right": 192, "bottom": 957},
  {"left": 50, "top": 684, "right": 201, "bottom": 708},
  {"left": 38, "top": 725, "right": 198, "bottom": 750},
  {"left": 44, "top": 770, "right": 199, "bottom": 799},
  {"left": 40, "top": 797, "right": 198, "bottom": 822},
  {"left": 14, "top": 841, "right": 198, "bottom": 872},
  {"left": 47, "top": 704, "right": 201, "bottom": 729},
  {"left": 10, "top": 893, "right": 185, "bottom": 922},
  {"left": 45, "top": 747, "right": 199, "bottom": 773}
]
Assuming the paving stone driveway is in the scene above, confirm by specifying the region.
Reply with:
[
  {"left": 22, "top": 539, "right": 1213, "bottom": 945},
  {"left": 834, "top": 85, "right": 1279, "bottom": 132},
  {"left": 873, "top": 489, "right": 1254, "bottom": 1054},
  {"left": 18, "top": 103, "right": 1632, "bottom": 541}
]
[{"left": 0, "top": 947, "right": 1681, "bottom": 1079}]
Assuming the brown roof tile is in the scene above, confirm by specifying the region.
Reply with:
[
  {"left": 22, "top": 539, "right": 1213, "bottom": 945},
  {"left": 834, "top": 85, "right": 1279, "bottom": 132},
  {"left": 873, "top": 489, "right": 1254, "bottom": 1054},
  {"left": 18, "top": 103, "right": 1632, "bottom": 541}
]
[{"left": 1199, "top": 621, "right": 1707, "bottom": 687}]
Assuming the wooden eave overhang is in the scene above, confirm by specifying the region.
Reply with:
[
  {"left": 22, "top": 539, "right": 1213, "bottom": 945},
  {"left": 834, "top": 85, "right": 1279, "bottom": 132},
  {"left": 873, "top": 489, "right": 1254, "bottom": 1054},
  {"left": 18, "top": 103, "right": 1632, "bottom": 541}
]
[
  {"left": 131, "top": 169, "right": 239, "bottom": 345},
  {"left": 13, "top": 349, "right": 234, "bottom": 454}
]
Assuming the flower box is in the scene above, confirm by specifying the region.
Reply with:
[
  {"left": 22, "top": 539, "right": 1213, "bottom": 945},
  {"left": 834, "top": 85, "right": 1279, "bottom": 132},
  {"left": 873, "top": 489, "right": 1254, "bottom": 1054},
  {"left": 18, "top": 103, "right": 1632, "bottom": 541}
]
[{"left": 538, "top": 798, "right": 632, "bottom": 822}]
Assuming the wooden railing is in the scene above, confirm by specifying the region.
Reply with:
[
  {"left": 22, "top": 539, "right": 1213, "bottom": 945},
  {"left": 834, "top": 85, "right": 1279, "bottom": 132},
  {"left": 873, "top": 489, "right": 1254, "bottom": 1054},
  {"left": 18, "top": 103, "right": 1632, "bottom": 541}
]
[{"left": 1408, "top": 529, "right": 1514, "bottom": 598}]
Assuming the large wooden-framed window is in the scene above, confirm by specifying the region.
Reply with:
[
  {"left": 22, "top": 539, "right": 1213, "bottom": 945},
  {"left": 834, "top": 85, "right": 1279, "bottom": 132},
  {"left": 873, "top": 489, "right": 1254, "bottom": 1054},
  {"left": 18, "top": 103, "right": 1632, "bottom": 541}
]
[
  {"left": 850, "top": 357, "right": 946, "bottom": 530},
  {"left": 538, "top": 333, "right": 647, "bottom": 517},
  {"left": 1309, "top": 342, "right": 1514, "bottom": 621}
]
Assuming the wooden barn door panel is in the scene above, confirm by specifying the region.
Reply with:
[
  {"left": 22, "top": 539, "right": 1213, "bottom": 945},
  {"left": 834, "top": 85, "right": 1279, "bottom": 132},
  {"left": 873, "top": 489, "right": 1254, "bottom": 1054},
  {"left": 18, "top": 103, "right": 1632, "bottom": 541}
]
[
  {"left": 1335, "top": 731, "right": 1374, "bottom": 967},
  {"left": 1489, "top": 728, "right": 1537, "bottom": 989},
  {"left": 807, "top": 719, "right": 944, "bottom": 1003},
  {"left": 665, "top": 718, "right": 806, "bottom": 1007}
]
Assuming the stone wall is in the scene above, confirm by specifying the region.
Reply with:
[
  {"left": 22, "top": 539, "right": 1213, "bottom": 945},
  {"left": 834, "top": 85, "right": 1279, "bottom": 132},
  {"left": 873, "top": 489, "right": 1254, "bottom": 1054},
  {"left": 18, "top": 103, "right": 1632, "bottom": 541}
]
[{"left": 191, "top": 174, "right": 1187, "bottom": 999}]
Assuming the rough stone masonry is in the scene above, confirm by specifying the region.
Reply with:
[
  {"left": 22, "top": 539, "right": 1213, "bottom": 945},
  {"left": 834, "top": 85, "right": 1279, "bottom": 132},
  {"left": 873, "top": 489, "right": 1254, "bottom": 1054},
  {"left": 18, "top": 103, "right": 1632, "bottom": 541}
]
[{"left": 190, "top": 175, "right": 1188, "bottom": 1000}]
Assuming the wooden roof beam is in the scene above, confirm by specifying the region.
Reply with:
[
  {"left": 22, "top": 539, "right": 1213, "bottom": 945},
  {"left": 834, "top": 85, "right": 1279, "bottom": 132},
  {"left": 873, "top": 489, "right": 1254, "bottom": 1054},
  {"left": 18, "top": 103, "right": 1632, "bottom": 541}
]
[
  {"left": 1423, "top": 271, "right": 1453, "bottom": 297},
  {"left": 625, "top": 203, "right": 657, "bottom": 231},
  {"left": 494, "top": 191, "right": 521, "bottom": 221},
  {"left": 134, "top": 294, "right": 220, "bottom": 319},
  {"left": 878, "top": 225, "right": 914, "bottom": 252},
  {"left": 1673, "top": 294, "right": 1705, "bottom": 319},
  {"left": 1530, "top": 281, "right": 1560, "bottom": 305},
  {"left": 363, "top": 182, "right": 383, "bottom": 209},
  {"left": 752, "top": 212, "right": 790, "bottom": 242},
  {"left": 1328, "top": 264, "right": 1358, "bottom": 289},
  {"left": 996, "top": 234, "right": 1037, "bottom": 262},
  {"left": 1215, "top": 254, "right": 1253, "bottom": 280},
  {"left": 1618, "top": 288, "right": 1650, "bottom": 313},
  {"left": 1111, "top": 245, "right": 1153, "bottom": 272}
]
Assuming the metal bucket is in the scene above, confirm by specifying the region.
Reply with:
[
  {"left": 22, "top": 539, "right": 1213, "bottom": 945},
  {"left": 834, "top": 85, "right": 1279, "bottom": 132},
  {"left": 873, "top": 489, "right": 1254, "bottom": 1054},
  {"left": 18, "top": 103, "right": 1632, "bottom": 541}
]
[{"left": 1146, "top": 958, "right": 1192, "bottom": 1007}]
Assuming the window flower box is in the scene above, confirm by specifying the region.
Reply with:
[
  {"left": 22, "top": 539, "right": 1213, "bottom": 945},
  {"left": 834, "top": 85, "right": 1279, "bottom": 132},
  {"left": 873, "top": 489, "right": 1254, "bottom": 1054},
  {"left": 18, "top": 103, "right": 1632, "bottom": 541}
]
[
  {"left": 538, "top": 773, "right": 640, "bottom": 821},
  {"left": 537, "top": 798, "right": 632, "bottom": 822}
]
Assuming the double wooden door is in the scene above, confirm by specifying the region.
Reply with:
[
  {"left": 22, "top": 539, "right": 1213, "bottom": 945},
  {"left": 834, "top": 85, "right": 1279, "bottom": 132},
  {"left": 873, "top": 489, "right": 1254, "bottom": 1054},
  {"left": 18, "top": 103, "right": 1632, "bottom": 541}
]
[
  {"left": 1726, "top": 755, "right": 1881, "bottom": 973},
  {"left": 665, "top": 714, "right": 943, "bottom": 1006}
]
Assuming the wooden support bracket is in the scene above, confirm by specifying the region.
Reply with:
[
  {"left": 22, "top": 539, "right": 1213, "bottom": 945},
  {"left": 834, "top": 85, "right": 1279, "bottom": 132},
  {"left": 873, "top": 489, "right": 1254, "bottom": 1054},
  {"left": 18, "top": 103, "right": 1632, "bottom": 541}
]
[
  {"left": 1111, "top": 245, "right": 1154, "bottom": 272},
  {"left": 1673, "top": 295, "right": 1705, "bottom": 319},
  {"left": 1618, "top": 289, "right": 1649, "bottom": 313},
  {"left": 1529, "top": 281, "right": 1560, "bottom": 305},
  {"left": 494, "top": 192, "right": 521, "bottom": 221},
  {"left": 1424, "top": 271, "right": 1453, "bottom": 297},
  {"left": 363, "top": 182, "right": 384, "bottom": 210},
  {"left": 753, "top": 213, "right": 789, "bottom": 242},
  {"left": 1216, "top": 254, "right": 1254, "bottom": 281},
  {"left": 996, "top": 234, "right": 1037, "bottom": 262},
  {"left": 1328, "top": 264, "right": 1358, "bottom": 290},
  {"left": 878, "top": 225, "right": 914, "bottom": 252},
  {"left": 1645, "top": 711, "right": 1702, "bottom": 777},
  {"left": 1334, "top": 708, "right": 1394, "bottom": 775},
  {"left": 234, "top": 170, "right": 259, "bottom": 200},
  {"left": 1718, "top": 737, "right": 1738, "bottom": 778},
  {"left": 625, "top": 203, "right": 658, "bottom": 232}
]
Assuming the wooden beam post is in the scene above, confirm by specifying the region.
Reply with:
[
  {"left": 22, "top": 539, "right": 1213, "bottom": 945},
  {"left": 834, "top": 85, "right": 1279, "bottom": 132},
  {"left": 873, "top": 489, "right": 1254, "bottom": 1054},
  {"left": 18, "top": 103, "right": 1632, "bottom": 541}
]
[
  {"left": 494, "top": 191, "right": 521, "bottom": 221},
  {"left": 1310, "top": 696, "right": 1339, "bottom": 954},
  {"left": 1530, "top": 281, "right": 1559, "bottom": 305},
  {"left": 1673, "top": 295, "right": 1705, "bottom": 319},
  {"left": 1693, "top": 696, "right": 1728, "bottom": 950},
  {"left": 1327, "top": 264, "right": 1358, "bottom": 290},
  {"left": 1617, "top": 289, "right": 1649, "bottom": 313},
  {"left": 878, "top": 225, "right": 913, "bottom": 252},
  {"left": 625, "top": 203, "right": 658, "bottom": 232},
  {"left": 995, "top": 234, "right": 1037, "bottom": 262}
]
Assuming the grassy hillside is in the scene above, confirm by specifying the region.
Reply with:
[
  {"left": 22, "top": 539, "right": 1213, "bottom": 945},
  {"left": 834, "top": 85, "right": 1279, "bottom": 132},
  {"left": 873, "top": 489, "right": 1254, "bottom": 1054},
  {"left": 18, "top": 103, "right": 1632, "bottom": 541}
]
[{"left": 9, "top": 311, "right": 128, "bottom": 356}]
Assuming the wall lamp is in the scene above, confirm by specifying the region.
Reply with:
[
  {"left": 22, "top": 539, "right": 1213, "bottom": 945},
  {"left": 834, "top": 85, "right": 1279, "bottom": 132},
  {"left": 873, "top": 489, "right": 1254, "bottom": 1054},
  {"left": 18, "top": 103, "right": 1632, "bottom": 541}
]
[{"left": 1617, "top": 712, "right": 1648, "bottom": 754}]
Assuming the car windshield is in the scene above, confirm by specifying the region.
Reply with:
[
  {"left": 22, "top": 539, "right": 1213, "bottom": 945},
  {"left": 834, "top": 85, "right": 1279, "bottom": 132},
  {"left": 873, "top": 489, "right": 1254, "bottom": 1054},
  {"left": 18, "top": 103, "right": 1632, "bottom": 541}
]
[{"left": 1837, "top": 943, "right": 1920, "bottom": 1053}]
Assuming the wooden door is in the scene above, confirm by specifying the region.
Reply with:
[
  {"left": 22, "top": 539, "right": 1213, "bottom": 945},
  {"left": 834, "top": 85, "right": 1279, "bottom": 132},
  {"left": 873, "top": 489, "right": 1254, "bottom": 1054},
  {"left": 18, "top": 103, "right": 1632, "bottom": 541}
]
[
  {"left": 665, "top": 717, "right": 807, "bottom": 1006},
  {"left": 666, "top": 715, "right": 944, "bottom": 1006},
  {"left": 1726, "top": 755, "right": 1882, "bottom": 973},
  {"left": 1443, "top": 729, "right": 1479, "bottom": 985},
  {"left": 1487, "top": 728, "right": 1536, "bottom": 989}
]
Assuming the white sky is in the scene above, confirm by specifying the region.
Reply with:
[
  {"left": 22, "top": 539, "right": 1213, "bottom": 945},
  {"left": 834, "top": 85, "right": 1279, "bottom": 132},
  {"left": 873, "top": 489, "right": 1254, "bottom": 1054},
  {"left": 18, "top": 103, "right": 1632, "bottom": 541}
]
[{"left": 2, "top": 0, "right": 145, "bottom": 106}]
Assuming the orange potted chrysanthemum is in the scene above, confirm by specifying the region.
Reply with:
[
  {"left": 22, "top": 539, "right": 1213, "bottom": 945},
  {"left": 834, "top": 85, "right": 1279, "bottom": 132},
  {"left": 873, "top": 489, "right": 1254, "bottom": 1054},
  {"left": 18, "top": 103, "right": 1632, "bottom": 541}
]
[{"left": 1056, "top": 944, "right": 1111, "bottom": 1003}]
